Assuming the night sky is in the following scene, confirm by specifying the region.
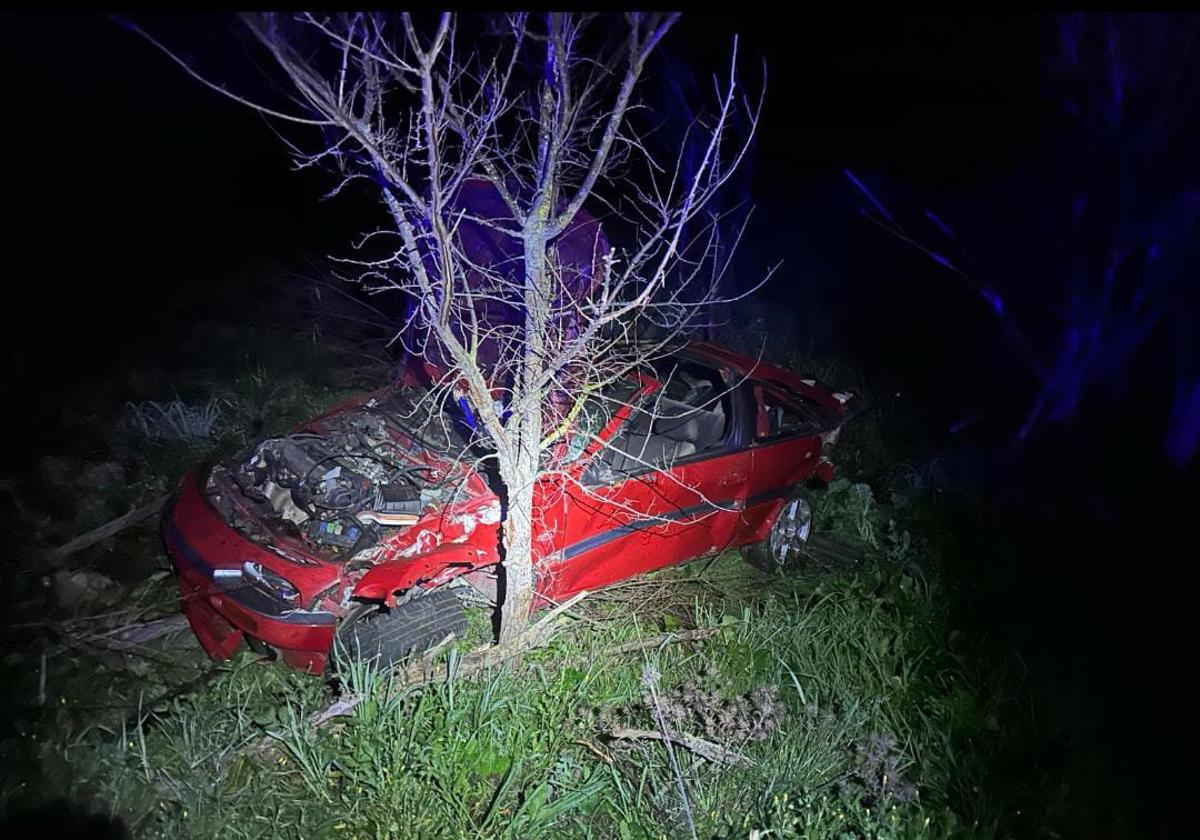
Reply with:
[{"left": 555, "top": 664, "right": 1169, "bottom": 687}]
[
  {"left": 4, "top": 14, "right": 1040, "bottom": 386},
  {"left": 5, "top": 13, "right": 1055, "bottom": 467},
  {"left": 3, "top": 12, "right": 1197, "bottom": 832}
]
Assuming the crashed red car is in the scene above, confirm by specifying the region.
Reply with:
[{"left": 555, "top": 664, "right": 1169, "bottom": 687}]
[{"left": 163, "top": 342, "right": 851, "bottom": 672}]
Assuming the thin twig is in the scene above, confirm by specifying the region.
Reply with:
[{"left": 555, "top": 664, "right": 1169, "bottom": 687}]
[
  {"left": 601, "top": 628, "right": 718, "bottom": 656},
  {"left": 608, "top": 726, "right": 755, "bottom": 769},
  {"left": 574, "top": 738, "right": 614, "bottom": 765}
]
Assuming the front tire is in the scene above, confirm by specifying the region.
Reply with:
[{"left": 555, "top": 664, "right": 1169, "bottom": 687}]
[
  {"left": 744, "top": 494, "right": 813, "bottom": 572},
  {"left": 334, "top": 589, "right": 467, "bottom": 670}
]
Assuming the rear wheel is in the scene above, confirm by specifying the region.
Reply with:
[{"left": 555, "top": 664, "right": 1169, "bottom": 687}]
[
  {"left": 334, "top": 589, "right": 467, "bottom": 670},
  {"left": 744, "top": 494, "right": 813, "bottom": 572}
]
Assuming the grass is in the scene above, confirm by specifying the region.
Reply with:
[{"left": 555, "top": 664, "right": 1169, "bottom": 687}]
[
  {"left": 124, "top": 399, "right": 222, "bottom": 443},
  {"left": 1, "top": 470, "right": 1002, "bottom": 839},
  {"left": 1, "top": 316, "right": 1088, "bottom": 838}
]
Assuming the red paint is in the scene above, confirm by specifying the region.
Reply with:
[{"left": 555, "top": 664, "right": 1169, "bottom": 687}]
[
  {"left": 164, "top": 342, "right": 848, "bottom": 670},
  {"left": 353, "top": 541, "right": 492, "bottom": 604}
]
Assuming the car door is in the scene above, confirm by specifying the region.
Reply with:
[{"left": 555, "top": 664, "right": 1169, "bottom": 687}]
[
  {"left": 735, "top": 382, "right": 826, "bottom": 545},
  {"left": 540, "top": 362, "right": 753, "bottom": 600}
]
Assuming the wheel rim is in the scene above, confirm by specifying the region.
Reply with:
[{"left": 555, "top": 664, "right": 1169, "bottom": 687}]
[{"left": 769, "top": 497, "right": 812, "bottom": 567}]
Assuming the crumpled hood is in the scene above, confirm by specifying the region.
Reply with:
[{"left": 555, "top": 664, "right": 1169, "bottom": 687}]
[{"left": 204, "top": 384, "right": 492, "bottom": 567}]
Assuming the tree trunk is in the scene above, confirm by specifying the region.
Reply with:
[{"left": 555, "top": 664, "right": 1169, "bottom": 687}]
[
  {"left": 497, "top": 214, "right": 554, "bottom": 643},
  {"left": 498, "top": 459, "right": 537, "bottom": 643}
]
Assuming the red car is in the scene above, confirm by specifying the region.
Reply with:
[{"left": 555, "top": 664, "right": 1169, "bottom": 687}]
[{"left": 163, "top": 342, "right": 851, "bottom": 672}]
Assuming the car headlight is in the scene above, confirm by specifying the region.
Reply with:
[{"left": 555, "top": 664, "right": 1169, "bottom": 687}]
[{"left": 242, "top": 561, "right": 300, "bottom": 605}]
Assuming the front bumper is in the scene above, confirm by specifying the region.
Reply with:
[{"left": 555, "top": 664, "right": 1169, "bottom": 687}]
[{"left": 163, "top": 476, "right": 338, "bottom": 673}]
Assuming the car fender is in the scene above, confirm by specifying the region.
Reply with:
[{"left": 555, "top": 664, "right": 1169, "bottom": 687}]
[{"left": 351, "top": 542, "right": 492, "bottom": 606}]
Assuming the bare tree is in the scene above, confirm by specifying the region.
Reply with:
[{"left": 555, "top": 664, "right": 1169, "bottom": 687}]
[{"left": 133, "top": 12, "right": 762, "bottom": 641}]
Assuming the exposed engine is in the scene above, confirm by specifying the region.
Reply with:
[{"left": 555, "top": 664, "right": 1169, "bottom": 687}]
[{"left": 210, "top": 406, "right": 451, "bottom": 555}]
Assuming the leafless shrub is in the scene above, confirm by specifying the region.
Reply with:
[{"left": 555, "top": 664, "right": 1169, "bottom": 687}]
[
  {"left": 644, "top": 664, "right": 786, "bottom": 743},
  {"left": 838, "top": 731, "right": 919, "bottom": 807},
  {"left": 591, "top": 662, "right": 787, "bottom": 747}
]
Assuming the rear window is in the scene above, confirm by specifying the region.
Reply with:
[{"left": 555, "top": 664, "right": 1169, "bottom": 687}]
[{"left": 754, "top": 384, "right": 837, "bottom": 440}]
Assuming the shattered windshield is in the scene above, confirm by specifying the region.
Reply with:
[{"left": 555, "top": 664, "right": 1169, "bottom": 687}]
[
  {"left": 368, "top": 385, "right": 470, "bottom": 454},
  {"left": 560, "top": 377, "right": 642, "bottom": 463}
]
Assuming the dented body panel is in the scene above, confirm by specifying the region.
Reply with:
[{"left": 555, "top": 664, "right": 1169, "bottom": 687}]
[{"left": 163, "top": 342, "right": 849, "bottom": 672}]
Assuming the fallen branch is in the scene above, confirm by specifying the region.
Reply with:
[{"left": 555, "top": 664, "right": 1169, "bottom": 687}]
[
  {"left": 309, "top": 606, "right": 711, "bottom": 730},
  {"left": 105, "top": 615, "right": 191, "bottom": 651},
  {"left": 574, "top": 738, "right": 614, "bottom": 765},
  {"left": 48, "top": 494, "right": 169, "bottom": 565},
  {"left": 608, "top": 726, "right": 755, "bottom": 769},
  {"left": 600, "top": 628, "right": 718, "bottom": 657},
  {"left": 1, "top": 611, "right": 190, "bottom": 665}
]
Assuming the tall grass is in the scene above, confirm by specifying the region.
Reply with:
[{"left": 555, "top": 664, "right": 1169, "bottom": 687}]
[
  {"left": 12, "top": 538, "right": 994, "bottom": 839},
  {"left": 124, "top": 399, "right": 222, "bottom": 442},
  {"left": 2, "top": 329, "right": 1009, "bottom": 837}
]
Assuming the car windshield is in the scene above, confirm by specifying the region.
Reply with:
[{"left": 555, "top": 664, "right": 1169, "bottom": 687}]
[
  {"left": 559, "top": 377, "right": 643, "bottom": 463},
  {"left": 368, "top": 385, "right": 470, "bottom": 453}
]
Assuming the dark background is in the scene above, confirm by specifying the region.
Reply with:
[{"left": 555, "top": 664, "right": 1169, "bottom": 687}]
[
  {"left": 5, "top": 12, "right": 1056, "bottom": 474},
  {"left": 2, "top": 12, "right": 1196, "bottom": 835}
]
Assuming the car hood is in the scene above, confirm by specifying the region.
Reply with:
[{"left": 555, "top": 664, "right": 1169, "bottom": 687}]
[{"left": 203, "top": 384, "right": 494, "bottom": 566}]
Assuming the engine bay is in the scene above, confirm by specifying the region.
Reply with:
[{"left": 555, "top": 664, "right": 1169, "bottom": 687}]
[{"left": 205, "top": 391, "right": 467, "bottom": 559}]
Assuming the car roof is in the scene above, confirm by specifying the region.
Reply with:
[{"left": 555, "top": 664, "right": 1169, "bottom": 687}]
[{"left": 680, "top": 341, "right": 845, "bottom": 412}]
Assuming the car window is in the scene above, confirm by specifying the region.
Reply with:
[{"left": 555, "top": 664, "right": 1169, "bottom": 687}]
[
  {"left": 753, "top": 384, "right": 835, "bottom": 440},
  {"left": 556, "top": 377, "right": 642, "bottom": 465},
  {"left": 651, "top": 358, "right": 729, "bottom": 416},
  {"left": 649, "top": 358, "right": 731, "bottom": 447},
  {"left": 583, "top": 359, "right": 733, "bottom": 484}
]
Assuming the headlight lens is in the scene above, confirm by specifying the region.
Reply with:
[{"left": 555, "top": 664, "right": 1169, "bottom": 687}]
[{"left": 242, "top": 561, "right": 300, "bottom": 604}]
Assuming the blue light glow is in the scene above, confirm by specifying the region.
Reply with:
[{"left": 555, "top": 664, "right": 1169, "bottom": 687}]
[
  {"left": 457, "top": 396, "right": 477, "bottom": 430},
  {"left": 924, "top": 210, "right": 956, "bottom": 239},
  {"left": 843, "top": 169, "right": 896, "bottom": 224},
  {"left": 848, "top": 14, "right": 1200, "bottom": 467},
  {"left": 981, "top": 288, "right": 1004, "bottom": 315},
  {"left": 1167, "top": 377, "right": 1200, "bottom": 467}
]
